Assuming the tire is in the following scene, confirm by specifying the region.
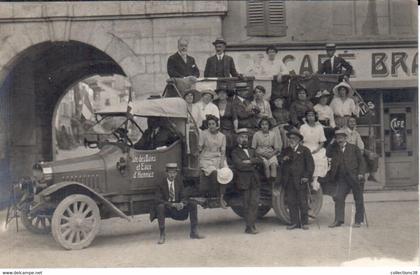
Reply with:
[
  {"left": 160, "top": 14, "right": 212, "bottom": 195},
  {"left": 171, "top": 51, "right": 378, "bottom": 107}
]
[
  {"left": 230, "top": 205, "right": 272, "bottom": 219},
  {"left": 51, "top": 194, "right": 101, "bottom": 250},
  {"left": 21, "top": 203, "right": 51, "bottom": 234},
  {"left": 272, "top": 185, "right": 323, "bottom": 224}
]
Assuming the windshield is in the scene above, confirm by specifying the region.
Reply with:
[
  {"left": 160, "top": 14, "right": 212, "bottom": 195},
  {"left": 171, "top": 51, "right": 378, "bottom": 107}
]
[
  {"left": 85, "top": 115, "right": 145, "bottom": 146},
  {"left": 90, "top": 116, "right": 127, "bottom": 135}
]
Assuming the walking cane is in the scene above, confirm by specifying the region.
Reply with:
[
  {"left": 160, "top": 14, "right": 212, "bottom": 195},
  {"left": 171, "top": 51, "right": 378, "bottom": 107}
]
[
  {"left": 306, "top": 181, "right": 320, "bottom": 230},
  {"left": 364, "top": 208, "right": 369, "bottom": 228}
]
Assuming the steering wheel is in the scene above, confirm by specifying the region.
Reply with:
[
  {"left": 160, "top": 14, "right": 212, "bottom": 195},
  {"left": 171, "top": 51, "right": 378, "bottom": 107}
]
[{"left": 114, "top": 128, "right": 133, "bottom": 147}]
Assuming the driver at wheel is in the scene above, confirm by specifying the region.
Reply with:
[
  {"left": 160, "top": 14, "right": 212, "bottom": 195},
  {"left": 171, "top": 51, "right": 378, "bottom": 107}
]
[{"left": 134, "top": 117, "right": 179, "bottom": 150}]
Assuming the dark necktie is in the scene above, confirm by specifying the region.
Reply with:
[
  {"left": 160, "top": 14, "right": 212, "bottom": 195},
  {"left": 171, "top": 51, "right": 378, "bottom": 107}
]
[{"left": 169, "top": 181, "right": 175, "bottom": 202}]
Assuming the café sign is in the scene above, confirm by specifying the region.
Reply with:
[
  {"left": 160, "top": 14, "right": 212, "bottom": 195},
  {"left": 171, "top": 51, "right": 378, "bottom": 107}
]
[{"left": 230, "top": 48, "right": 418, "bottom": 82}]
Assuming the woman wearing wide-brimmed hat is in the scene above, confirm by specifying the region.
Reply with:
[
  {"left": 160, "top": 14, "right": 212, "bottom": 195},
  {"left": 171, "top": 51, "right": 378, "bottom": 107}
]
[
  {"left": 192, "top": 89, "right": 220, "bottom": 130},
  {"left": 213, "top": 88, "right": 235, "bottom": 157},
  {"left": 329, "top": 81, "right": 359, "bottom": 128},
  {"left": 314, "top": 89, "right": 336, "bottom": 144}
]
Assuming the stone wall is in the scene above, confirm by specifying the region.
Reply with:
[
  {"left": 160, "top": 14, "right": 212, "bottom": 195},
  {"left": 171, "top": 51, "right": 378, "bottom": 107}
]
[{"left": 0, "top": 1, "right": 227, "bottom": 205}]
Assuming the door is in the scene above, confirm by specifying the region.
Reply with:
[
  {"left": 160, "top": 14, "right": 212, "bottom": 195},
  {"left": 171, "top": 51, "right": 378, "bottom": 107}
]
[{"left": 383, "top": 103, "right": 418, "bottom": 186}]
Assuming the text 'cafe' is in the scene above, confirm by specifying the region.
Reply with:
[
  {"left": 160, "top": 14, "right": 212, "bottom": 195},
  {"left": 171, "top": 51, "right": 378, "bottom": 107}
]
[{"left": 231, "top": 47, "right": 418, "bottom": 187}]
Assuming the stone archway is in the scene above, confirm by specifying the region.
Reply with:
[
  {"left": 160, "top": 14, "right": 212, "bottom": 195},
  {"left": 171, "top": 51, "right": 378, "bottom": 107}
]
[{"left": 0, "top": 40, "right": 128, "bottom": 206}]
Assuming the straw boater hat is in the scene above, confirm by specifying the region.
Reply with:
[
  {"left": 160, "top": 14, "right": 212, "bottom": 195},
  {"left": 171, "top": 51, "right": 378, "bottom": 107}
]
[
  {"left": 212, "top": 37, "right": 227, "bottom": 46},
  {"left": 332, "top": 82, "right": 354, "bottom": 97},
  {"left": 286, "top": 128, "right": 303, "bottom": 141},
  {"left": 166, "top": 163, "right": 179, "bottom": 171},
  {"left": 217, "top": 167, "right": 233, "bottom": 185},
  {"left": 334, "top": 129, "right": 348, "bottom": 137},
  {"left": 326, "top": 43, "right": 336, "bottom": 50}
]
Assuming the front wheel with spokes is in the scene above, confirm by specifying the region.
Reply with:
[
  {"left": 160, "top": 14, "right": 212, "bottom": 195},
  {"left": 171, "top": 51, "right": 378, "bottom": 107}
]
[
  {"left": 21, "top": 203, "right": 52, "bottom": 234},
  {"left": 51, "top": 194, "right": 101, "bottom": 250}
]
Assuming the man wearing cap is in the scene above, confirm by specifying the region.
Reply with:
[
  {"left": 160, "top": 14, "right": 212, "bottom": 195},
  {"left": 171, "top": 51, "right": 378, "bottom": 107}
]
[
  {"left": 153, "top": 163, "right": 204, "bottom": 244},
  {"left": 279, "top": 129, "right": 314, "bottom": 230},
  {"left": 232, "top": 82, "right": 259, "bottom": 133},
  {"left": 326, "top": 129, "right": 365, "bottom": 228},
  {"left": 231, "top": 129, "right": 263, "bottom": 234},
  {"left": 317, "top": 43, "right": 353, "bottom": 81},
  {"left": 204, "top": 37, "right": 239, "bottom": 78},
  {"left": 167, "top": 37, "right": 200, "bottom": 78}
]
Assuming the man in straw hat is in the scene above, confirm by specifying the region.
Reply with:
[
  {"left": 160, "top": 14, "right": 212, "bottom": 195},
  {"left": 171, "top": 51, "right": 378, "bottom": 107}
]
[
  {"left": 153, "top": 163, "right": 204, "bottom": 244},
  {"left": 204, "top": 37, "right": 239, "bottom": 78},
  {"left": 317, "top": 43, "right": 353, "bottom": 82},
  {"left": 279, "top": 128, "right": 314, "bottom": 230},
  {"left": 326, "top": 129, "right": 365, "bottom": 228},
  {"left": 231, "top": 129, "right": 263, "bottom": 234}
]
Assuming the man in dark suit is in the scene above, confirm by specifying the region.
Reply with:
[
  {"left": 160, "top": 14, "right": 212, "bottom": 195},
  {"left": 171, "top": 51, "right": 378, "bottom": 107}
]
[
  {"left": 327, "top": 129, "right": 366, "bottom": 228},
  {"left": 231, "top": 129, "right": 263, "bottom": 234},
  {"left": 204, "top": 37, "right": 239, "bottom": 78},
  {"left": 154, "top": 163, "right": 204, "bottom": 244},
  {"left": 232, "top": 83, "right": 259, "bottom": 132},
  {"left": 279, "top": 129, "right": 315, "bottom": 230},
  {"left": 134, "top": 117, "right": 179, "bottom": 150},
  {"left": 317, "top": 43, "right": 353, "bottom": 81},
  {"left": 167, "top": 37, "right": 200, "bottom": 78}
]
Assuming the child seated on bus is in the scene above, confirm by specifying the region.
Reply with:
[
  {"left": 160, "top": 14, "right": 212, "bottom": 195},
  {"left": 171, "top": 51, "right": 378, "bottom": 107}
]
[
  {"left": 251, "top": 117, "right": 282, "bottom": 186},
  {"left": 271, "top": 95, "right": 290, "bottom": 148}
]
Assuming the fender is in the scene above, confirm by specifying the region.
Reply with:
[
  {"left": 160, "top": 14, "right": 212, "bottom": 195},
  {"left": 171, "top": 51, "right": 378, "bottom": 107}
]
[{"left": 37, "top": 181, "right": 131, "bottom": 221}]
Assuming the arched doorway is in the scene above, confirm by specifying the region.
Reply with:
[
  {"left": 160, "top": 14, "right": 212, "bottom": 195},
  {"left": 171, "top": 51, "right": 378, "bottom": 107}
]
[{"left": 0, "top": 41, "right": 126, "bottom": 206}]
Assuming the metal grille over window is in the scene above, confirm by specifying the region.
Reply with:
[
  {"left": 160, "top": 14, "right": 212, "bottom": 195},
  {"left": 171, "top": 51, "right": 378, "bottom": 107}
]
[{"left": 246, "top": 0, "right": 287, "bottom": 37}]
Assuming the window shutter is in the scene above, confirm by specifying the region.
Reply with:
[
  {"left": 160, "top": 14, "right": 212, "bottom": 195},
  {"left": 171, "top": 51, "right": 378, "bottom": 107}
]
[
  {"left": 247, "top": 0, "right": 287, "bottom": 37},
  {"left": 266, "top": 0, "right": 287, "bottom": 36},
  {"left": 246, "top": 1, "right": 265, "bottom": 36}
]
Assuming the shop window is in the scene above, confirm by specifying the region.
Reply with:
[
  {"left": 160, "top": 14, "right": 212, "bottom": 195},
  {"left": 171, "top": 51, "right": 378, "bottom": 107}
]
[{"left": 246, "top": 0, "right": 287, "bottom": 37}]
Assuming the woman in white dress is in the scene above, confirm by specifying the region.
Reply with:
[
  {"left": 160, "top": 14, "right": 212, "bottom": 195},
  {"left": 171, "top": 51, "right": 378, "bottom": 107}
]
[
  {"left": 198, "top": 115, "right": 228, "bottom": 208},
  {"left": 299, "top": 110, "right": 328, "bottom": 191}
]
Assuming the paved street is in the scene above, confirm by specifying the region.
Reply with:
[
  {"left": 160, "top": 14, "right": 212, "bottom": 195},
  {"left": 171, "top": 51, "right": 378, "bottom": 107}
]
[{"left": 0, "top": 190, "right": 418, "bottom": 267}]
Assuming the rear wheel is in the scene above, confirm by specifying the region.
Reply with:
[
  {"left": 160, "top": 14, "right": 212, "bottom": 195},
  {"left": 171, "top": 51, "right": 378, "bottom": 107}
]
[
  {"left": 230, "top": 205, "right": 272, "bottom": 219},
  {"left": 51, "top": 194, "right": 100, "bottom": 250},
  {"left": 272, "top": 185, "right": 323, "bottom": 224},
  {"left": 21, "top": 203, "right": 51, "bottom": 234}
]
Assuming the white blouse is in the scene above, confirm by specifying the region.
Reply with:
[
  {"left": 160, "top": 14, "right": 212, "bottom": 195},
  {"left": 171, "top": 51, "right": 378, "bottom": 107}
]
[
  {"left": 192, "top": 101, "right": 220, "bottom": 128},
  {"left": 314, "top": 104, "right": 336, "bottom": 128},
  {"left": 329, "top": 97, "right": 358, "bottom": 117}
]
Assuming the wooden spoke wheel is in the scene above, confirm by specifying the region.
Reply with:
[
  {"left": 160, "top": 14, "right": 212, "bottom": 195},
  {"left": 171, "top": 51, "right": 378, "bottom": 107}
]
[
  {"left": 272, "top": 185, "right": 323, "bottom": 224},
  {"left": 21, "top": 203, "right": 51, "bottom": 234},
  {"left": 51, "top": 194, "right": 100, "bottom": 250}
]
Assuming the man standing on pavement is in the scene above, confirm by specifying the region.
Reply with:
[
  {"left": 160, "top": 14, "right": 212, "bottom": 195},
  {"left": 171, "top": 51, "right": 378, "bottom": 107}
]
[
  {"left": 204, "top": 37, "right": 239, "bottom": 78},
  {"left": 279, "top": 129, "right": 314, "bottom": 230},
  {"left": 167, "top": 37, "right": 200, "bottom": 78},
  {"left": 345, "top": 116, "right": 379, "bottom": 182},
  {"left": 317, "top": 43, "right": 353, "bottom": 82},
  {"left": 327, "top": 129, "right": 366, "bottom": 228},
  {"left": 153, "top": 163, "right": 204, "bottom": 244},
  {"left": 231, "top": 129, "right": 263, "bottom": 234}
]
